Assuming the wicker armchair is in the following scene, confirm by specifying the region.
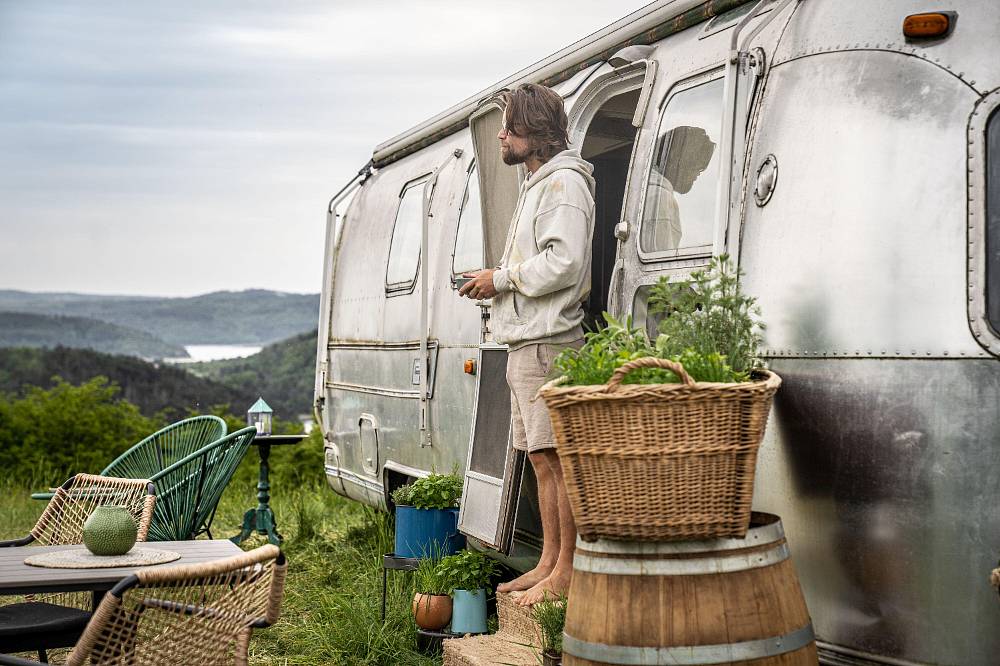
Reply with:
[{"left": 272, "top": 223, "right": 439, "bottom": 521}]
[
  {"left": 0, "top": 474, "right": 156, "bottom": 661},
  {"left": 0, "top": 545, "right": 287, "bottom": 666}
]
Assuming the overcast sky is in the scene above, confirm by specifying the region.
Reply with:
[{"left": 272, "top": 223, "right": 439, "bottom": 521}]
[{"left": 0, "top": 1, "right": 650, "bottom": 297}]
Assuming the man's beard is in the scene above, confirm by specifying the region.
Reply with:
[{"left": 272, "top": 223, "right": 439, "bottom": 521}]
[{"left": 501, "top": 142, "right": 532, "bottom": 166}]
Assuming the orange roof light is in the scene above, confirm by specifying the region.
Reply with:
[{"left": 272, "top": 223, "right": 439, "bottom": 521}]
[
  {"left": 464, "top": 359, "right": 476, "bottom": 375},
  {"left": 903, "top": 12, "right": 952, "bottom": 39}
]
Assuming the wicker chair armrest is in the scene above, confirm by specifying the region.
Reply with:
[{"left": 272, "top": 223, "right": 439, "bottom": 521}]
[
  {"left": 0, "top": 535, "right": 34, "bottom": 548},
  {"left": 0, "top": 654, "right": 42, "bottom": 666},
  {"left": 30, "top": 491, "right": 55, "bottom": 501},
  {"left": 139, "top": 597, "right": 227, "bottom": 620}
]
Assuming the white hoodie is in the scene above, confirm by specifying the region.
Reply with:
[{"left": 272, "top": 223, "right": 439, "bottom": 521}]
[{"left": 492, "top": 149, "right": 596, "bottom": 350}]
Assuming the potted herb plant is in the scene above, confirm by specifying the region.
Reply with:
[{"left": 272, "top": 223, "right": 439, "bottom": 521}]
[
  {"left": 539, "top": 254, "right": 781, "bottom": 542},
  {"left": 436, "top": 549, "right": 499, "bottom": 635},
  {"left": 411, "top": 556, "right": 452, "bottom": 631},
  {"left": 392, "top": 472, "right": 466, "bottom": 558},
  {"left": 532, "top": 595, "right": 566, "bottom": 666}
]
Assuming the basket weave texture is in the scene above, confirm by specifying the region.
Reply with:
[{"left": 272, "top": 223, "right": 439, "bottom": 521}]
[{"left": 539, "top": 357, "right": 781, "bottom": 542}]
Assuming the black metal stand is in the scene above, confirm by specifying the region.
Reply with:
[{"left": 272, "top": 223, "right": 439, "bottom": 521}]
[
  {"left": 381, "top": 554, "right": 420, "bottom": 622},
  {"left": 415, "top": 627, "right": 464, "bottom": 655}
]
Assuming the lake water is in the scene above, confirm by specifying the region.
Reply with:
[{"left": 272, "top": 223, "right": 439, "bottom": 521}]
[{"left": 165, "top": 344, "right": 263, "bottom": 364}]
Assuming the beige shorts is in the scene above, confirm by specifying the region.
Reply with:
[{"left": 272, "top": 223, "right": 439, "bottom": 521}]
[{"left": 507, "top": 340, "right": 583, "bottom": 453}]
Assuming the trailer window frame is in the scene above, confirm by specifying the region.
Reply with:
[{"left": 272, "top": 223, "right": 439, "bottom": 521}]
[
  {"left": 451, "top": 161, "right": 485, "bottom": 282},
  {"left": 986, "top": 108, "right": 1000, "bottom": 336},
  {"left": 967, "top": 90, "right": 1000, "bottom": 356},
  {"left": 636, "top": 69, "right": 726, "bottom": 264},
  {"left": 385, "top": 173, "right": 433, "bottom": 296}
]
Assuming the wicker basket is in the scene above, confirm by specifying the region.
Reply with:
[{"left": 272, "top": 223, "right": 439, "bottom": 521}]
[{"left": 538, "top": 357, "right": 781, "bottom": 542}]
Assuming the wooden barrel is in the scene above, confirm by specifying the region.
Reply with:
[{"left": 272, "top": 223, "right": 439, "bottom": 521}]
[{"left": 564, "top": 512, "right": 817, "bottom": 665}]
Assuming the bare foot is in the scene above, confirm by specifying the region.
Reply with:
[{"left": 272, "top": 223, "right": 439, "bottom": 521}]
[
  {"left": 497, "top": 564, "right": 553, "bottom": 593},
  {"left": 516, "top": 568, "right": 571, "bottom": 606}
]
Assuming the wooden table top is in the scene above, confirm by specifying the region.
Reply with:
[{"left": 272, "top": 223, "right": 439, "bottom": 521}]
[{"left": 0, "top": 539, "right": 243, "bottom": 596}]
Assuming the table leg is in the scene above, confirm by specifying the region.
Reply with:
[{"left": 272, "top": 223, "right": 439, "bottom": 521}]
[{"left": 230, "top": 442, "right": 284, "bottom": 545}]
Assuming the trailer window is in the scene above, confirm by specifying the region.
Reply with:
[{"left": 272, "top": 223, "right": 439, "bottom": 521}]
[
  {"left": 639, "top": 77, "right": 724, "bottom": 259},
  {"left": 453, "top": 165, "right": 484, "bottom": 276},
  {"left": 988, "top": 109, "right": 1000, "bottom": 333},
  {"left": 386, "top": 176, "right": 429, "bottom": 292}
]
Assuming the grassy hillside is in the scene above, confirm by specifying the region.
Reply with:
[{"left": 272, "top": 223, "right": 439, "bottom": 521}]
[
  {"left": 188, "top": 329, "right": 317, "bottom": 418},
  {"left": 0, "top": 346, "right": 256, "bottom": 419},
  {"left": 0, "top": 289, "right": 319, "bottom": 345},
  {"left": 0, "top": 311, "right": 187, "bottom": 359}
]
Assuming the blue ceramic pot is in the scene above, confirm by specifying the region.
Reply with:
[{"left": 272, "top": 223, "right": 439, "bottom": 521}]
[
  {"left": 450, "top": 588, "right": 488, "bottom": 634},
  {"left": 394, "top": 506, "right": 464, "bottom": 558}
]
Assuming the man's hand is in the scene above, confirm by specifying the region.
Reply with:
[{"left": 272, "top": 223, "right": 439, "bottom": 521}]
[{"left": 458, "top": 269, "right": 498, "bottom": 300}]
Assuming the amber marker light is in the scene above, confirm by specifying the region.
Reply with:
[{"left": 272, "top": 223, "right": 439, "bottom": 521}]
[
  {"left": 903, "top": 12, "right": 952, "bottom": 39},
  {"left": 464, "top": 359, "right": 476, "bottom": 375}
]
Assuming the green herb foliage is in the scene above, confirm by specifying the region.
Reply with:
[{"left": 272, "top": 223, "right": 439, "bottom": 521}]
[
  {"left": 391, "top": 483, "right": 415, "bottom": 507},
  {"left": 409, "top": 473, "right": 463, "bottom": 510},
  {"left": 532, "top": 595, "right": 567, "bottom": 654},
  {"left": 413, "top": 556, "right": 449, "bottom": 596},
  {"left": 435, "top": 549, "right": 500, "bottom": 594},
  {"left": 552, "top": 315, "right": 742, "bottom": 386},
  {"left": 648, "top": 254, "right": 763, "bottom": 376}
]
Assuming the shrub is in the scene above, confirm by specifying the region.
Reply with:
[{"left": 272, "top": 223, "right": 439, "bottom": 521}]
[
  {"left": 436, "top": 549, "right": 499, "bottom": 593},
  {"left": 409, "top": 473, "right": 462, "bottom": 510}
]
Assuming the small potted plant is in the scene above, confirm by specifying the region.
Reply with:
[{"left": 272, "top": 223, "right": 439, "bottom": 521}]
[
  {"left": 393, "top": 473, "right": 465, "bottom": 558},
  {"left": 411, "top": 556, "right": 452, "bottom": 631},
  {"left": 436, "top": 549, "right": 499, "bottom": 635},
  {"left": 532, "top": 596, "right": 566, "bottom": 666}
]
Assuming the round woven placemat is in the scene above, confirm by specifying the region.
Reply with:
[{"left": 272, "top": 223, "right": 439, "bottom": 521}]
[{"left": 24, "top": 547, "right": 181, "bottom": 569}]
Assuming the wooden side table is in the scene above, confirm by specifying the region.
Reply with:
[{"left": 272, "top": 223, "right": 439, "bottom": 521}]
[{"left": 230, "top": 434, "right": 306, "bottom": 545}]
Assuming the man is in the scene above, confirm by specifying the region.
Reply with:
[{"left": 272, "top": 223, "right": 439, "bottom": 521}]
[{"left": 459, "top": 83, "right": 595, "bottom": 606}]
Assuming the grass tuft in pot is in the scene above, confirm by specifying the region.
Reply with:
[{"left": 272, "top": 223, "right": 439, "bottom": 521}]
[
  {"left": 411, "top": 556, "right": 451, "bottom": 631},
  {"left": 532, "top": 595, "right": 566, "bottom": 665}
]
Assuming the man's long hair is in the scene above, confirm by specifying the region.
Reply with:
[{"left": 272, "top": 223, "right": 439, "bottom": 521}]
[{"left": 502, "top": 84, "right": 569, "bottom": 163}]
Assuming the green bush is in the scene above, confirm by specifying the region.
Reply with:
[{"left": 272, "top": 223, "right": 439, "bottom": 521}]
[
  {"left": 435, "top": 549, "right": 500, "bottom": 594},
  {"left": 0, "top": 377, "right": 162, "bottom": 485},
  {"left": 391, "top": 483, "right": 415, "bottom": 507},
  {"left": 409, "top": 473, "right": 462, "bottom": 510}
]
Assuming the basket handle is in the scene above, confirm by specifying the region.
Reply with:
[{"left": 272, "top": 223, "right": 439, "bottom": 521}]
[{"left": 606, "top": 357, "right": 695, "bottom": 390}]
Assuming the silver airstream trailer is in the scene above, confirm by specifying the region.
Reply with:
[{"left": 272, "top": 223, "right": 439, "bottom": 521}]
[{"left": 315, "top": 1, "right": 1000, "bottom": 663}]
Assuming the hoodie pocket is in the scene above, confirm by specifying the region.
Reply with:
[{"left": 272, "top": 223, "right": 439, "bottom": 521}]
[{"left": 511, "top": 291, "right": 525, "bottom": 322}]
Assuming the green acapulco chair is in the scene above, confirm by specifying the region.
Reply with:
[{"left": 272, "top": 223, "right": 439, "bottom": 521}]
[
  {"left": 31, "top": 415, "right": 227, "bottom": 501},
  {"left": 144, "top": 426, "right": 258, "bottom": 541}
]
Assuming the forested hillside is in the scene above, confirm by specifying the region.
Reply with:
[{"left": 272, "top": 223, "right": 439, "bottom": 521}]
[
  {"left": 0, "top": 311, "right": 186, "bottom": 358},
  {"left": 0, "top": 347, "right": 255, "bottom": 419},
  {"left": 0, "top": 289, "right": 319, "bottom": 345},
  {"left": 188, "top": 329, "right": 317, "bottom": 417}
]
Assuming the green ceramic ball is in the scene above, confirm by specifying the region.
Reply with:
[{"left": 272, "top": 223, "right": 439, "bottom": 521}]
[{"left": 83, "top": 506, "right": 137, "bottom": 556}]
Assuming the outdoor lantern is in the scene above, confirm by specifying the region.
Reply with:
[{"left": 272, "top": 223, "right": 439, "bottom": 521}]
[{"left": 247, "top": 397, "right": 273, "bottom": 436}]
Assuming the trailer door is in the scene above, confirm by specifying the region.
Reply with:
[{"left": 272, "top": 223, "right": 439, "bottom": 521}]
[{"left": 457, "top": 99, "right": 523, "bottom": 552}]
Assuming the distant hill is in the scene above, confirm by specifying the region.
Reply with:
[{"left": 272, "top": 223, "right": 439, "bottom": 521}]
[
  {"left": 187, "top": 330, "right": 317, "bottom": 418},
  {"left": 0, "top": 346, "right": 256, "bottom": 419},
  {"left": 0, "top": 289, "right": 319, "bottom": 345},
  {"left": 0, "top": 311, "right": 187, "bottom": 359}
]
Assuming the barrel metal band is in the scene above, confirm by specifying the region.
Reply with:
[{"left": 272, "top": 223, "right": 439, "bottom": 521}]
[
  {"left": 573, "top": 542, "right": 789, "bottom": 576},
  {"left": 563, "top": 623, "right": 815, "bottom": 665},
  {"left": 574, "top": 517, "right": 785, "bottom": 556}
]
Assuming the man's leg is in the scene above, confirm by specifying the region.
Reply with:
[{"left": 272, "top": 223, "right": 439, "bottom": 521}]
[
  {"left": 517, "top": 449, "right": 575, "bottom": 606},
  {"left": 497, "top": 451, "right": 559, "bottom": 593}
]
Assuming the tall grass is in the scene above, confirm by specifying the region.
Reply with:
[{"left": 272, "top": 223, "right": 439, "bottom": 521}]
[{"left": 2, "top": 460, "right": 441, "bottom": 665}]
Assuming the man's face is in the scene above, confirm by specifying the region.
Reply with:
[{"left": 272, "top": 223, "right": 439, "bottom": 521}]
[{"left": 498, "top": 110, "right": 531, "bottom": 166}]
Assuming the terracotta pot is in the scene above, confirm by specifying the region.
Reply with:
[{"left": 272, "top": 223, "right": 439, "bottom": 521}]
[{"left": 412, "top": 592, "right": 452, "bottom": 631}]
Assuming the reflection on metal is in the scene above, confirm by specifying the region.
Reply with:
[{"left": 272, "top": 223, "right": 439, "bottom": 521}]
[
  {"left": 754, "top": 153, "right": 778, "bottom": 206},
  {"left": 563, "top": 624, "right": 815, "bottom": 665},
  {"left": 324, "top": 464, "right": 382, "bottom": 496}
]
